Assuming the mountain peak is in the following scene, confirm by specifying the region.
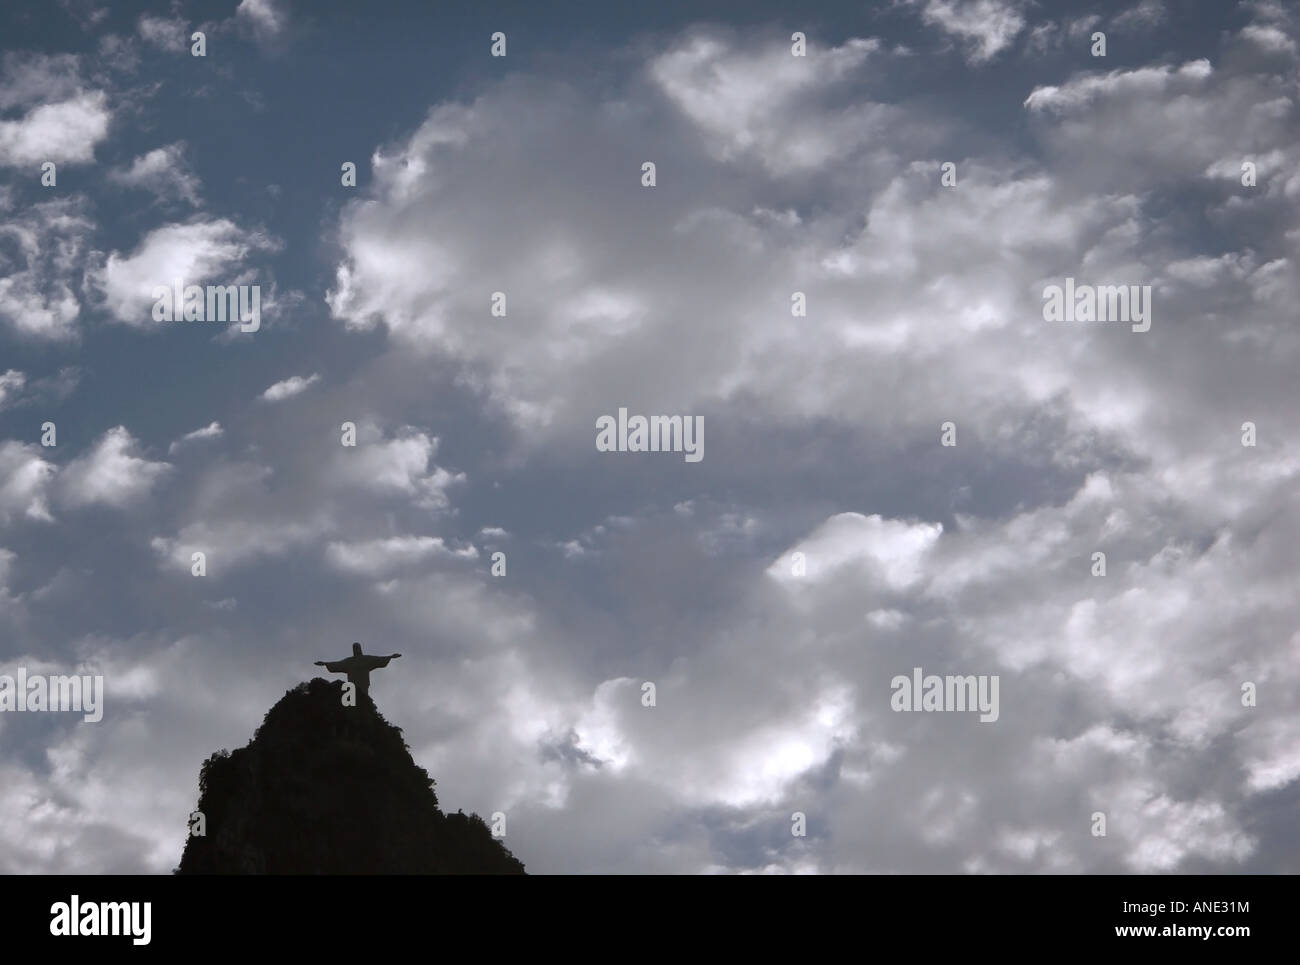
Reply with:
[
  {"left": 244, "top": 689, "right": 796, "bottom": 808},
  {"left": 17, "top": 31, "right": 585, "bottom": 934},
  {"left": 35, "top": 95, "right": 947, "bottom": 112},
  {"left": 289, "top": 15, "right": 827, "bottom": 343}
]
[{"left": 177, "top": 678, "right": 524, "bottom": 874}]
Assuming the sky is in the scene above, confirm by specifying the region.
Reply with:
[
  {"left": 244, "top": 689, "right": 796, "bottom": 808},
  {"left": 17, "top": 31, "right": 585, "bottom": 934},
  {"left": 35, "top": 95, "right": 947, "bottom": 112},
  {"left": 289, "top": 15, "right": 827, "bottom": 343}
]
[{"left": 0, "top": 0, "right": 1297, "bottom": 874}]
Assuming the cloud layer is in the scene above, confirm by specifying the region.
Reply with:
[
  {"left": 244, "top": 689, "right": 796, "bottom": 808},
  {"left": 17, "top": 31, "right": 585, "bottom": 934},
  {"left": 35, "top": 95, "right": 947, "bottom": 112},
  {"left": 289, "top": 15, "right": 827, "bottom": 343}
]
[{"left": 0, "top": 0, "right": 1297, "bottom": 875}]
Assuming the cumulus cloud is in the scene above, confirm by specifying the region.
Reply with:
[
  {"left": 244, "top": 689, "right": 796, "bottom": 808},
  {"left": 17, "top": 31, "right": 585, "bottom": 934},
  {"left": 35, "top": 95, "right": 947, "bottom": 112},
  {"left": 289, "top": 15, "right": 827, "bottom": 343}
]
[
  {"left": 107, "top": 143, "right": 201, "bottom": 205},
  {"left": 329, "top": 426, "right": 465, "bottom": 509},
  {"left": 768, "top": 513, "right": 942, "bottom": 591},
  {"left": 0, "top": 441, "right": 56, "bottom": 522},
  {"left": 0, "top": 53, "right": 110, "bottom": 168},
  {"left": 649, "top": 33, "right": 888, "bottom": 174},
  {"left": 89, "top": 219, "right": 278, "bottom": 326},
  {"left": 907, "top": 0, "right": 1028, "bottom": 64},
  {"left": 325, "top": 39, "right": 939, "bottom": 439},
  {"left": 0, "top": 91, "right": 110, "bottom": 167},
  {"left": 59, "top": 427, "right": 171, "bottom": 509},
  {"left": 0, "top": 633, "right": 295, "bottom": 873},
  {"left": 4, "top": 11, "right": 1299, "bottom": 876},
  {"left": 315, "top": 20, "right": 1300, "bottom": 874},
  {"left": 0, "top": 197, "right": 93, "bottom": 340}
]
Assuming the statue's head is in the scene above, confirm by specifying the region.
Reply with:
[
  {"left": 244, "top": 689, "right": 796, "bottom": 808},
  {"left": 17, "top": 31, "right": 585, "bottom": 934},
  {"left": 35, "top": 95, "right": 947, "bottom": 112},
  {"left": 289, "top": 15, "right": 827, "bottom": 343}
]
[{"left": 352, "top": 642, "right": 362, "bottom": 656}]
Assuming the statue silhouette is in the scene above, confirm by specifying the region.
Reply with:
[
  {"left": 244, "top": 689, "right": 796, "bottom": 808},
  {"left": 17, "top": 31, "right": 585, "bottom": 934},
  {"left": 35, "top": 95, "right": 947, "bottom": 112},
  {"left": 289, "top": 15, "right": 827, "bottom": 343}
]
[{"left": 315, "top": 643, "right": 402, "bottom": 700}]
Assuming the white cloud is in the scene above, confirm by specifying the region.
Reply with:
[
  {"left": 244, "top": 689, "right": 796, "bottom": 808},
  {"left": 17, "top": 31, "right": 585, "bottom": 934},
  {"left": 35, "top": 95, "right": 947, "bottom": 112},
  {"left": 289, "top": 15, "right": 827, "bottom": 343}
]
[
  {"left": 909, "top": 0, "right": 1027, "bottom": 63},
  {"left": 0, "top": 632, "right": 293, "bottom": 873},
  {"left": 1241, "top": 23, "right": 1297, "bottom": 54},
  {"left": 137, "top": 14, "right": 188, "bottom": 53},
  {"left": 1243, "top": 715, "right": 1300, "bottom": 791},
  {"left": 327, "top": 39, "right": 1158, "bottom": 454},
  {"left": 7, "top": 20, "right": 1299, "bottom": 876},
  {"left": 149, "top": 459, "right": 334, "bottom": 574},
  {"left": 0, "top": 441, "right": 56, "bottom": 522},
  {"left": 769, "top": 512, "right": 943, "bottom": 591},
  {"left": 326, "top": 49, "right": 924, "bottom": 435},
  {"left": 90, "top": 219, "right": 278, "bottom": 327},
  {"left": 649, "top": 33, "right": 887, "bottom": 174},
  {"left": 329, "top": 426, "right": 465, "bottom": 509},
  {"left": 0, "top": 91, "right": 110, "bottom": 167},
  {"left": 1024, "top": 60, "right": 1213, "bottom": 114},
  {"left": 1112, "top": 0, "right": 1166, "bottom": 30},
  {"left": 151, "top": 518, "right": 327, "bottom": 572},
  {"left": 59, "top": 427, "right": 171, "bottom": 509},
  {"left": 0, "top": 53, "right": 110, "bottom": 168},
  {"left": 168, "top": 422, "right": 223, "bottom": 454},
  {"left": 259, "top": 373, "right": 320, "bottom": 402},
  {"left": 0, "top": 370, "right": 25, "bottom": 410},
  {"left": 324, "top": 535, "right": 475, "bottom": 576},
  {"left": 0, "top": 197, "right": 93, "bottom": 340},
  {"left": 1021, "top": 53, "right": 1299, "bottom": 201},
  {"left": 236, "top": 0, "right": 287, "bottom": 42},
  {"left": 0, "top": 52, "right": 84, "bottom": 110},
  {"left": 107, "top": 143, "right": 201, "bottom": 205}
]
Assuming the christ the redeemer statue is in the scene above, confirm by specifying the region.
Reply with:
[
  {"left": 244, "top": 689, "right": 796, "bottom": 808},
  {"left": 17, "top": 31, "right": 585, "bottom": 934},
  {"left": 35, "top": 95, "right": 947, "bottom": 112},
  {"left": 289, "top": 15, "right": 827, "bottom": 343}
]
[{"left": 315, "top": 643, "right": 402, "bottom": 700}]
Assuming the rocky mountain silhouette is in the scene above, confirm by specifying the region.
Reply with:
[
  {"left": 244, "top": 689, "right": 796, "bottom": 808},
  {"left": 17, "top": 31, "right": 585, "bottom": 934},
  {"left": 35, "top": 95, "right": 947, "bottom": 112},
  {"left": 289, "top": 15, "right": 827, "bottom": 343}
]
[{"left": 176, "top": 678, "right": 525, "bottom": 874}]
